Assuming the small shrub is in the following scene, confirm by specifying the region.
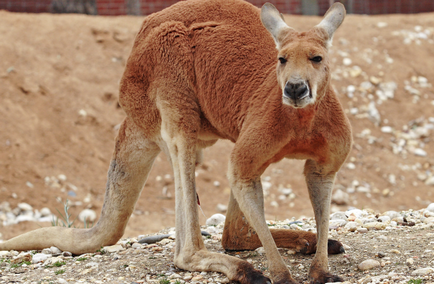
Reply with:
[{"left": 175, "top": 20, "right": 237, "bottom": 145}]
[
  {"left": 408, "top": 279, "right": 423, "bottom": 284},
  {"left": 159, "top": 277, "right": 170, "bottom": 284},
  {"left": 55, "top": 269, "right": 65, "bottom": 275}
]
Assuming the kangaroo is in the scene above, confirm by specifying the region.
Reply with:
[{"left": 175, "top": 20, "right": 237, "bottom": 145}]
[{"left": 0, "top": 0, "right": 351, "bottom": 283}]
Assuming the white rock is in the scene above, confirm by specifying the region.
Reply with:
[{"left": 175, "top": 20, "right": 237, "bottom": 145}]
[
  {"left": 332, "top": 189, "right": 349, "bottom": 205},
  {"left": 206, "top": 213, "right": 226, "bottom": 226},
  {"left": 255, "top": 247, "right": 265, "bottom": 255},
  {"left": 32, "top": 253, "right": 51, "bottom": 263},
  {"left": 58, "top": 174, "right": 67, "bottom": 181},
  {"left": 41, "top": 248, "right": 52, "bottom": 255},
  {"left": 381, "top": 126, "right": 393, "bottom": 133},
  {"left": 424, "top": 217, "right": 434, "bottom": 224},
  {"left": 131, "top": 242, "right": 143, "bottom": 249},
  {"left": 406, "top": 258, "right": 414, "bottom": 266},
  {"left": 17, "top": 203, "right": 33, "bottom": 211},
  {"left": 368, "top": 102, "right": 381, "bottom": 125},
  {"left": 169, "top": 273, "right": 182, "bottom": 279},
  {"left": 377, "top": 22, "right": 388, "bottom": 28},
  {"left": 357, "top": 228, "right": 368, "bottom": 234},
  {"left": 427, "top": 203, "right": 434, "bottom": 212},
  {"left": 40, "top": 207, "right": 52, "bottom": 217},
  {"left": 383, "top": 211, "right": 401, "bottom": 219},
  {"left": 16, "top": 215, "right": 35, "bottom": 223},
  {"left": 347, "top": 209, "right": 365, "bottom": 218},
  {"left": 279, "top": 188, "right": 293, "bottom": 196},
  {"left": 0, "top": 251, "right": 11, "bottom": 257},
  {"left": 330, "top": 212, "right": 348, "bottom": 221},
  {"left": 262, "top": 181, "right": 272, "bottom": 191},
  {"left": 85, "top": 262, "right": 99, "bottom": 268},
  {"left": 44, "top": 256, "right": 63, "bottom": 266},
  {"left": 411, "top": 267, "right": 434, "bottom": 275},
  {"left": 414, "top": 148, "right": 427, "bottom": 157},
  {"left": 50, "top": 246, "right": 62, "bottom": 255},
  {"left": 378, "top": 216, "right": 391, "bottom": 223},
  {"left": 346, "top": 162, "right": 356, "bottom": 169},
  {"left": 347, "top": 85, "right": 356, "bottom": 93},
  {"left": 425, "top": 177, "right": 434, "bottom": 186},
  {"left": 216, "top": 203, "right": 228, "bottom": 212},
  {"left": 78, "top": 209, "right": 97, "bottom": 223},
  {"left": 343, "top": 58, "right": 352, "bottom": 66},
  {"left": 329, "top": 219, "right": 347, "bottom": 227},
  {"left": 103, "top": 244, "right": 124, "bottom": 253},
  {"left": 358, "top": 259, "right": 380, "bottom": 271},
  {"left": 364, "top": 222, "right": 387, "bottom": 230},
  {"left": 206, "top": 226, "right": 218, "bottom": 234},
  {"left": 344, "top": 222, "right": 359, "bottom": 232},
  {"left": 356, "top": 186, "right": 370, "bottom": 193}
]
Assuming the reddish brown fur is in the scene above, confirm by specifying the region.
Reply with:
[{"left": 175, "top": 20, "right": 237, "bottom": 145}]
[{"left": 0, "top": 1, "right": 351, "bottom": 283}]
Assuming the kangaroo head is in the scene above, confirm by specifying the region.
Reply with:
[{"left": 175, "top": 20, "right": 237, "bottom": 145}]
[{"left": 261, "top": 3, "right": 345, "bottom": 108}]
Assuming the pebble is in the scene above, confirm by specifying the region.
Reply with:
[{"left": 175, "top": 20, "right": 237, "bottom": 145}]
[
  {"left": 413, "top": 148, "right": 427, "bottom": 157},
  {"left": 406, "top": 258, "right": 414, "bottom": 266},
  {"left": 17, "top": 203, "right": 33, "bottom": 212},
  {"left": 40, "top": 207, "right": 51, "bottom": 217},
  {"left": 381, "top": 126, "right": 393, "bottom": 133},
  {"left": 32, "top": 253, "right": 51, "bottom": 263},
  {"left": 425, "top": 176, "right": 434, "bottom": 186},
  {"left": 424, "top": 217, "right": 434, "bottom": 224},
  {"left": 411, "top": 267, "right": 434, "bottom": 275},
  {"left": 206, "top": 213, "right": 226, "bottom": 226},
  {"left": 103, "top": 244, "right": 124, "bottom": 253},
  {"left": 364, "top": 222, "right": 387, "bottom": 230},
  {"left": 332, "top": 189, "right": 349, "bottom": 205},
  {"left": 358, "top": 259, "right": 381, "bottom": 271},
  {"left": 216, "top": 203, "right": 228, "bottom": 212},
  {"left": 357, "top": 227, "right": 368, "bottom": 233},
  {"left": 344, "top": 222, "right": 359, "bottom": 232},
  {"left": 78, "top": 209, "right": 97, "bottom": 223},
  {"left": 343, "top": 58, "right": 352, "bottom": 66}
]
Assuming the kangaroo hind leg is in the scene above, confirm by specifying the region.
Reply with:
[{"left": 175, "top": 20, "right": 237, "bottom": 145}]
[{"left": 0, "top": 118, "right": 160, "bottom": 254}]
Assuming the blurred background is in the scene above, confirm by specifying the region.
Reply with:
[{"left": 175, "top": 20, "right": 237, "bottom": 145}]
[
  {"left": 1, "top": 0, "right": 434, "bottom": 15},
  {"left": 0, "top": 0, "right": 433, "bottom": 240}
]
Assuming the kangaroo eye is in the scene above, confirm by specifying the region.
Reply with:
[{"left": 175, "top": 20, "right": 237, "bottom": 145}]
[
  {"left": 310, "top": 56, "right": 322, "bottom": 63},
  {"left": 278, "top": 57, "right": 287, "bottom": 64}
]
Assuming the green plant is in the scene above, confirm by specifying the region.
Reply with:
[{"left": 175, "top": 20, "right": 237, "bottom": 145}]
[
  {"left": 51, "top": 199, "right": 94, "bottom": 228},
  {"left": 10, "top": 260, "right": 31, "bottom": 268},
  {"left": 408, "top": 279, "right": 423, "bottom": 284},
  {"left": 55, "top": 269, "right": 65, "bottom": 275},
  {"left": 158, "top": 277, "right": 170, "bottom": 284},
  {"left": 53, "top": 261, "right": 66, "bottom": 267},
  {"left": 51, "top": 200, "right": 76, "bottom": 228},
  {"left": 174, "top": 281, "right": 182, "bottom": 284},
  {"left": 96, "top": 247, "right": 106, "bottom": 255},
  {"left": 76, "top": 257, "right": 87, "bottom": 261}
]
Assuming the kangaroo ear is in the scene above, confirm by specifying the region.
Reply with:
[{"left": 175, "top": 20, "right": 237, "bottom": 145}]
[
  {"left": 316, "top": 2, "right": 346, "bottom": 45},
  {"left": 260, "top": 3, "right": 292, "bottom": 49}
]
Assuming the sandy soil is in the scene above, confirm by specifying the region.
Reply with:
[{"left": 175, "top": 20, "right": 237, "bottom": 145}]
[{"left": 0, "top": 10, "right": 433, "bottom": 241}]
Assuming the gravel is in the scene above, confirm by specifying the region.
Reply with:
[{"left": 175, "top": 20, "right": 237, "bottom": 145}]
[{"left": 1, "top": 205, "right": 434, "bottom": 283}]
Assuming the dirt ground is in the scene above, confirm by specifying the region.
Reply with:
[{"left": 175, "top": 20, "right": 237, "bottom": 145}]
[{"left": 0, "top": 9, "right": 434, "bottom": 241}]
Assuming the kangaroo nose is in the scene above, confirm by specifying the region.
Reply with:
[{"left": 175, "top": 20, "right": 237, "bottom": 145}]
[{"left": 284, "top": 83, "right": 308, "bottom": 100}]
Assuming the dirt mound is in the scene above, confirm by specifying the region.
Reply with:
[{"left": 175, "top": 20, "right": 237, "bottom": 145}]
[{"left": 0, "top": 10, "right": 433, "bottom": 240}]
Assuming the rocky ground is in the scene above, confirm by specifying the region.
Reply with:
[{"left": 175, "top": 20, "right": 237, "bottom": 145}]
[
  {"left": 1, "top": 206, "right": 434, "bottom": 284},
  {"left": 0, "top": 7, "right": 434, "bottom": 284}
]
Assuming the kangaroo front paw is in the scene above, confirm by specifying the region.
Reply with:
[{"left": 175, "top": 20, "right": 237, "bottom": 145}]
[{"left": 309, "top": 272, "right": 343, "bottom": 284}]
